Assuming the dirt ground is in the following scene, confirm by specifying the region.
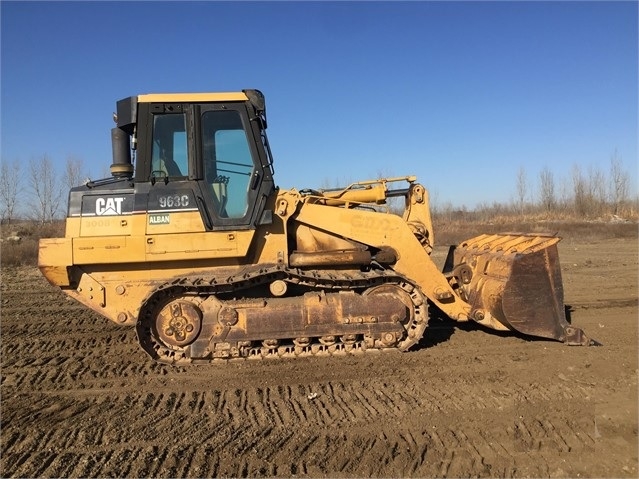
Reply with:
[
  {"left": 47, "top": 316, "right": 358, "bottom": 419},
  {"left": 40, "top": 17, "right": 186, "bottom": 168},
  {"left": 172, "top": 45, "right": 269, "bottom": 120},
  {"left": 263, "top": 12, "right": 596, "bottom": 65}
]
[{"left": 1, "top": 235, "right": 637, "bottom": 478}]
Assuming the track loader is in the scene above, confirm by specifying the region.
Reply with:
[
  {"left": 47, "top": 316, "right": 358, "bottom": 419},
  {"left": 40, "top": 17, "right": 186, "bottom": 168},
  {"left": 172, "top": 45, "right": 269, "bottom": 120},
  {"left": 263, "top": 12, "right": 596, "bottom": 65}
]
[{"left": 38, "top": 89, "right": 593, "bottom": 364}]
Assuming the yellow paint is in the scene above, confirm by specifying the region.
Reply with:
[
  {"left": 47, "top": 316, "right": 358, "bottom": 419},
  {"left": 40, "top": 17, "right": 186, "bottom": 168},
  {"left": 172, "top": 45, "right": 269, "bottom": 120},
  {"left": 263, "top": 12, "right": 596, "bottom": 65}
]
[
  {"left": 138, "top": 92, "right": 248, "bottom": 103},
  {"left": 73, "top": 236, "right": 129, "bottom": 264},
  {"left": 80, "top": 215, "right": 133, "bottom": 236},
  {"left": 65, "top": 217, "right": 81, "bottom": 237},
  {"left": 145, "top": 230, "right": 254, "bottom": 261},
  {"left": 145, "top": 211, "right": 206, "bottom": 234},
  {"left": 38, "top": 238, "right": 73, "bottom": 286}
]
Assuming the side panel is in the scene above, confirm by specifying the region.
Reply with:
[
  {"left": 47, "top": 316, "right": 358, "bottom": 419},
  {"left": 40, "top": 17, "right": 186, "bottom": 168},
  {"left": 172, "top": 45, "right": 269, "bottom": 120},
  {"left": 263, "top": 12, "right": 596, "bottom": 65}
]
[
  {"left": 145, "top": 230, "right": 255, "bottom": 261},
  {"left": 146, "top": 211, "right": 206, "bottom": 234},
  {"left": 71, "top": 221, "right": 255, "bottom": 264},
  {"left": 73, "top": 236, "right": 140, "bottom": 264},
  {"left": 79, "top": 193, "right": 135, "bottom": 236}
]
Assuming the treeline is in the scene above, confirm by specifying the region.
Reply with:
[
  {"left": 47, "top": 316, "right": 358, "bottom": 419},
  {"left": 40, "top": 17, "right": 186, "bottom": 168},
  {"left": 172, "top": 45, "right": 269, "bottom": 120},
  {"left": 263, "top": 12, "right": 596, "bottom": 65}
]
[
  {"left": 0, "top": 155, "right": 97, "bottom": 225},
  {"left": 0, "top": 152, "right": 637, "bottom": 226},
  {"left": 432, "top": 153, "right": 637, "bottom": 223}
]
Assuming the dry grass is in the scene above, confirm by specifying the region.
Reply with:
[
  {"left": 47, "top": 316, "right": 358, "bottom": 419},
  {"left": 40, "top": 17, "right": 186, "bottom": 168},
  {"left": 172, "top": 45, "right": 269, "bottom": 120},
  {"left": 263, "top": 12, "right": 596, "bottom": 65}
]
[
  {"left": 0, "top": 221, "right": 65, "bottom": 267},
  {"left": 433, "top": 218, "right": 638, "bottom": 246},
  {"left": 0, "top": 239, "right": 40, "bottom": 266}
]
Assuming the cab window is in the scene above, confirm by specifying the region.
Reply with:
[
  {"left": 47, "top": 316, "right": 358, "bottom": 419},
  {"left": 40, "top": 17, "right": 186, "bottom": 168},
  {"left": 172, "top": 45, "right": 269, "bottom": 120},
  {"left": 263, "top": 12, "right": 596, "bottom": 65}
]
[
  {"left": 151, "top": 113, "right": 188, "bottom": 177},
  {"left": 202, "top": 110, "right": 255, "bottom": 218}
]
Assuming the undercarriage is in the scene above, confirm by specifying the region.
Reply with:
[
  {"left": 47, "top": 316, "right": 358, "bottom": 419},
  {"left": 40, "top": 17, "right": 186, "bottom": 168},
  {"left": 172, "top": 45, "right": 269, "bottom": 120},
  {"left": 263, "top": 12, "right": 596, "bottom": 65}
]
[{"left": 136, "top": 266, "right": 428, "bottom": 365}]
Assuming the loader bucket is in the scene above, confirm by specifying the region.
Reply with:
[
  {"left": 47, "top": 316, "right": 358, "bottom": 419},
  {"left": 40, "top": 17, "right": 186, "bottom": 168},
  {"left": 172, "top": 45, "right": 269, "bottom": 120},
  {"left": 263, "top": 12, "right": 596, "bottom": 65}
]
[{"left": 450, "top": 233, "right": 594, "bottom": 345}]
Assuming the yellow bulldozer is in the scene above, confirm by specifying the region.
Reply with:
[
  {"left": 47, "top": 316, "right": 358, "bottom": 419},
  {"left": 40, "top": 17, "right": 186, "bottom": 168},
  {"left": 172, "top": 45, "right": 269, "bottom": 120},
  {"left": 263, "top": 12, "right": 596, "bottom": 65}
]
[{"left": 38, "top": 89, "right": 593, "bottom": 365}]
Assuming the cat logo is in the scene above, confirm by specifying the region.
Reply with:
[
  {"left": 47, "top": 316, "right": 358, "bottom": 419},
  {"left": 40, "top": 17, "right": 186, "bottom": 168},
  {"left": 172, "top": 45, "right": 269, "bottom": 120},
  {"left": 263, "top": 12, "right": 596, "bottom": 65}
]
[{"left": 96, "top": 197, "right": 125, "bottom": 216}]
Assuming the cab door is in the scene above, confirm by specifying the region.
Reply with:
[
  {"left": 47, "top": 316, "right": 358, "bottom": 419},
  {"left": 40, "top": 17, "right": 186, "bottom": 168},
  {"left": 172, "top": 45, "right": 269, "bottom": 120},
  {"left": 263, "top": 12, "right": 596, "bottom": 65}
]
[{"left": 195, "top": 103, "right": 265, "bottom": 230}]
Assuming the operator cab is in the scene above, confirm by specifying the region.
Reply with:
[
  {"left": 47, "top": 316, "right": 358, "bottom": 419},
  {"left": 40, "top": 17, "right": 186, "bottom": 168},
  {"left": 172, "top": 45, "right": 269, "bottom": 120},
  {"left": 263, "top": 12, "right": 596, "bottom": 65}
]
[{"left": 111, "top": 89, "right": 275, "bottom": 230}]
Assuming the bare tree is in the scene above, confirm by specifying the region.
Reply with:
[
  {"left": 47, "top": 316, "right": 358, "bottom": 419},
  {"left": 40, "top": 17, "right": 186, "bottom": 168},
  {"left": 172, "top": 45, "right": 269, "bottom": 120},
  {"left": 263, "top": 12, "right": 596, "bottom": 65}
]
[
  {"left": 609, "top": 151, "right": 629, "bottom": 215},
  {"left": 63, "top": 156, "right": 86, "bottom": 191},
  {"left": 557, "top": 176, "right": 571, "bottom": 215},
  {"left": 428, "top": 188, "right": 440, "bottom": 216},
  {"left": 571, "top": 164, "right": 587, "bottom": 216},
  {"left": 538, "top": 167, "right": 556, "bottom": 214},
  {"left": 28, "top": 155, "right": 63, "bottom": 224},
  {"left": 0, "top": 159, "right": 22, "bottom": 224},
  {"left": 587, "top": 165, "right": 607, "bottom": 215},
  {"left": 61, "top": 156, "right": 89, "bottom": 214},
  {"left": 515, "top": 166, "right": 528, "bottom": 214}
]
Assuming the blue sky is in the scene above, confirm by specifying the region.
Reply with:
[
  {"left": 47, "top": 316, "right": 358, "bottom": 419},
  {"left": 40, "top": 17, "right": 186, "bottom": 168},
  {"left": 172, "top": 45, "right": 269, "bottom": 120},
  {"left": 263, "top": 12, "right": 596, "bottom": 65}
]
[{"left": 2, "top": 1, "right": 637, "bottom": 210}]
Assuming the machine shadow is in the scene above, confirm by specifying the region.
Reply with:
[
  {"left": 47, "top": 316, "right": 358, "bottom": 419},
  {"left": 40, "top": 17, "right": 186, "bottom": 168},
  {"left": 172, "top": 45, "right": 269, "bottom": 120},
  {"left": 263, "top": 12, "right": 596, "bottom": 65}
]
[{"left": 416, "top": 302, "right": 581, "bottom": 350}]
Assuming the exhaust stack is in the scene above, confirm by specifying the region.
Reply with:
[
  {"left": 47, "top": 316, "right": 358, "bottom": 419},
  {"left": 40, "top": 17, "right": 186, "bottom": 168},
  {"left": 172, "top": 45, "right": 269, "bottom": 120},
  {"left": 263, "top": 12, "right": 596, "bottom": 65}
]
[{"left": 110, "top": 127, "right": 133, "bottom": 178}]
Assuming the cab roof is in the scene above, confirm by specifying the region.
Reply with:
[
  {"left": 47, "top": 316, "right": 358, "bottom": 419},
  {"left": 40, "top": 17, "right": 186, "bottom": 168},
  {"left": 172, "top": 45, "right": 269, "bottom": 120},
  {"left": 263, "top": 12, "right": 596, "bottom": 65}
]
[{"left": 137, "top": 92, "right": 249, "bottom": 103}]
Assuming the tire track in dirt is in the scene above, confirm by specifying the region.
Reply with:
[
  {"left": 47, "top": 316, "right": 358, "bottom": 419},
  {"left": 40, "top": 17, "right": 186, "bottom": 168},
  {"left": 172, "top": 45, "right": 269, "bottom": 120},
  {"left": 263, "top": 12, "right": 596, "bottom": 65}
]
[
  {"left": 2, "top": 363, "right": 599, "bottom": 478},
  {"left": 2, "top": 309, "right": 109, "bottom": 337},
  {"left": 2, "top": 257, "right": 636, "bottom": 478},
  {"left": 0, "top": 397, "right": 611, "bottom": 477}
]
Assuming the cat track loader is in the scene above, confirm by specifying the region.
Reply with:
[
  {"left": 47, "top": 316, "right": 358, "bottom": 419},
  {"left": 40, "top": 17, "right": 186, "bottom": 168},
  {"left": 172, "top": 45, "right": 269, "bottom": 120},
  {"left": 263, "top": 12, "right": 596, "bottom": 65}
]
[{"left": 38, "top": 89, "right": 594, "bottom": 365}]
